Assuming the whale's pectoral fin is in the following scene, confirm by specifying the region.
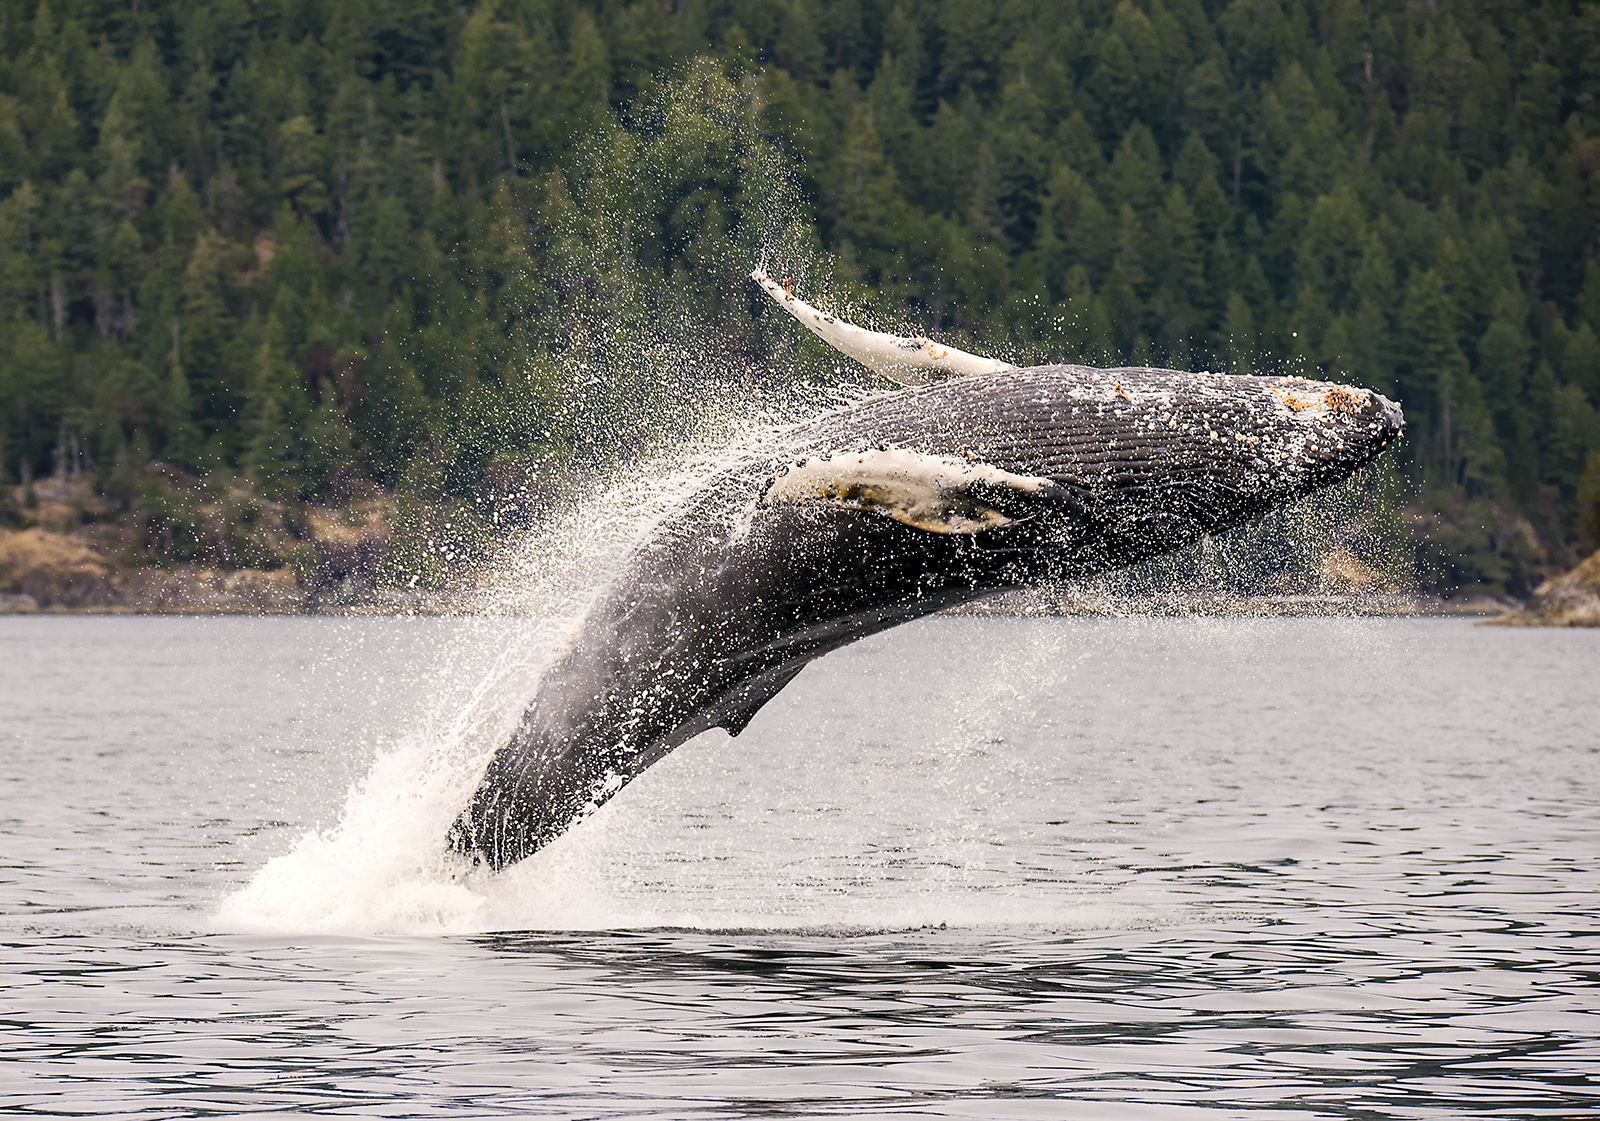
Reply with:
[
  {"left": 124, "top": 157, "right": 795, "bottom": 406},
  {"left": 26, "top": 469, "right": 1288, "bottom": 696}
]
[
  {"left": 758, "top": 448, "right": 1067, "bottom": 535},
  {"left": 708, "top": 661, "right": 810, "bottom": 737},
  {"left": 751, "top": 269, "right": 1016, "bottom": 387}
]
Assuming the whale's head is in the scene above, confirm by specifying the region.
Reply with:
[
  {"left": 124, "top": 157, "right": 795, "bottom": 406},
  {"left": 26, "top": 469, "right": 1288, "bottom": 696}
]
[{"left": 778, "top": 364, "right": 1404, "bottom": 579}]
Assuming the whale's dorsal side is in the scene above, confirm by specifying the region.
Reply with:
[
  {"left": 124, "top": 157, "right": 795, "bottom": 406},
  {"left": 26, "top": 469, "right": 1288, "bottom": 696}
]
[
  {"left": 758, "top": 448, "right": 1060, "bottom": 534},
  {"left": 752, "top": 269, "right": 1016, "bottom": 385}
]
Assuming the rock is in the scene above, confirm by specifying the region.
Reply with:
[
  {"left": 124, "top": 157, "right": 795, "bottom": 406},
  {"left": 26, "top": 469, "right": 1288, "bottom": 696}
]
[
  {"left": 0, "top": 592, "right": 40, "bottom": 614},
  {"left": 1487, "top": 549, "right": 1600, "bottom": 627},
  {"left": 115, "top": 567, "right": 198, "bottom": 612},
  {"left": 222, "top": 566, "right": 303, "bottom": 610},
  {"left": 305, "top": 503, "right": 391, "bottom": 586},
  {"left": 115, "top": 565, "right": 306, "bottom": 614},
  {"left": 1318, "top": 547, "right": 1387, "bottom": 592},
  {"left": 0, "top": 528, "right": 117, "bottom": 607}
]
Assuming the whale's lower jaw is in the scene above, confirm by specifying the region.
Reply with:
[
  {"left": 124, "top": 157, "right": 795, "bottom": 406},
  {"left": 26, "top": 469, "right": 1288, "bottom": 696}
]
[{"left": 452, "top": 363, "right": 1404, "bottom": 871}]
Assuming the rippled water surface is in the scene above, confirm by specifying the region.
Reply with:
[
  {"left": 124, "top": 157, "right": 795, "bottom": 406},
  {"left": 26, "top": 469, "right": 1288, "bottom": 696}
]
[{"left": 2, "top": 614, "right": 1597, "bottom": 1118}]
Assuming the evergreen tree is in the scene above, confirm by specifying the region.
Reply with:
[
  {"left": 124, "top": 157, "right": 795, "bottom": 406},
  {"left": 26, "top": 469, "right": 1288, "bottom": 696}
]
[{"left": 0, "top": 0, "right": 1594, "bottom": 589}]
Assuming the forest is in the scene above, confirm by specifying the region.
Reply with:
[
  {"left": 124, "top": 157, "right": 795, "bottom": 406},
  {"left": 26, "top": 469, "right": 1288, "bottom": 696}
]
[{"left": 1, "top": 0, "right": 1598, "bottom": 595}]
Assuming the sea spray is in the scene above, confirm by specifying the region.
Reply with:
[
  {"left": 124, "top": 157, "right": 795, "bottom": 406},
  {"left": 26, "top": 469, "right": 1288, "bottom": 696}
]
[
  {"left": 215, "top": 415, "right": 798, "bottom": 935},
  {"left": 214, "top": 61, "right": 855, "bottom": 935}
]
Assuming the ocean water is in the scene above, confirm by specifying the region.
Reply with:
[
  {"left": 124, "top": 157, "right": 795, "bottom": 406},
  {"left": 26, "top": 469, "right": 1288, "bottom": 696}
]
[{"left": 2, "top": 613, "right": 1597, "bottom": 1118}]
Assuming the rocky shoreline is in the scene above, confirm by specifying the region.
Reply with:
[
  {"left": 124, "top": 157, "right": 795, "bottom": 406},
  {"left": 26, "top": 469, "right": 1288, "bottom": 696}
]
[
  {"left": 1483, "top": 550, "right": 1600, "bottom": 627},
  {"left": 0, "top": 474, "right": 468, "bottom": 616},
  {"left": 1, "top": 523, "right": 1515, "bottom": 620},
  {"left": 0, "top": 575, "right": 467, "bottom": 616},
  {"left": 0, "top": 530, "right": 470, "bottom": 616},
  {"left": 5, "top": 474, "right": 1589, "bottom": 623},
  {"left": 944, "top": 588, "right": 1514, "bottom": 619}
]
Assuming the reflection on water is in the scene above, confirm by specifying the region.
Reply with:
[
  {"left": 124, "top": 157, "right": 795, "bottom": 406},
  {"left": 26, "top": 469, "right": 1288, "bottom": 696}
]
[{"left": 1, "top": 615, "right": 1597, "bottom": 1117}]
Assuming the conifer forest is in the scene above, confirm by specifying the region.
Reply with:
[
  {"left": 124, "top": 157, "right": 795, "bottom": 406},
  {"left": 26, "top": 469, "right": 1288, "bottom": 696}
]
[{"left": 2, "top": 0, "right": 1598, "bottom": 596}]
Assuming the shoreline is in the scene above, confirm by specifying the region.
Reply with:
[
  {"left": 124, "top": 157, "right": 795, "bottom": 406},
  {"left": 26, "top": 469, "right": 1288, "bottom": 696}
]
[
  {"left": 0, "top": 588, "right": 1515, "bottom": 620},
  {"left": 6, "top": 514, "right": 1582, "bottom": 624},
  {"left": 0, "top": 583, "right": 475, "bottom": 617},
  {"left": 946, "top": 589, "right": 1514, "bottom": 619}
]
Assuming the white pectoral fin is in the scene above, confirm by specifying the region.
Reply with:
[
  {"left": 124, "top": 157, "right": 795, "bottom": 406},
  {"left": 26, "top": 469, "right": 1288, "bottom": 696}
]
[
  {"left": 751, "top": 269, "right": 1015, "bottom": 386},
  {"left": 758, "top": 448, "right": 1054, "bottom": 534}
]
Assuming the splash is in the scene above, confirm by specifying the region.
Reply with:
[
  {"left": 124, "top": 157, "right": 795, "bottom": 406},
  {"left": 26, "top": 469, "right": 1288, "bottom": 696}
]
[
  {"left": 215, "top": 63, "right": 850, "bottom": 935},
  {"left": 213, "top": 419, "right": 1177, "bottom": 937},
  {"left": 214, "top": 416, "right": 780, "bottom": 935}
]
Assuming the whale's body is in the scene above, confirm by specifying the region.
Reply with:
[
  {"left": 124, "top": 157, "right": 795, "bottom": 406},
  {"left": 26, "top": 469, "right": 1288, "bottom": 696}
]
[{"left": 451, "top": 361, "right": 1403, "bottom": 869}]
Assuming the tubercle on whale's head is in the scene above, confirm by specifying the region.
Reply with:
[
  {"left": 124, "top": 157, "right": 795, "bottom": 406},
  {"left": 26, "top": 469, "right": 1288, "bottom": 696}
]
[
  {"left": 1087, "top": 367, "right": 1402, "bottom": 472},
  {"left": 1252, "top": 375, "right": 1404, "bottom": 484}
]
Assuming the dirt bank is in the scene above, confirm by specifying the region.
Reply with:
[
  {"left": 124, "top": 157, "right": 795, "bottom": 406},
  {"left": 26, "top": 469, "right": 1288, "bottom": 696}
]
[
  {"left": 1, "top": 473, "right": 467, "bottom": 615},
  {"left": 1485, "top": 550, "right": 1600, "bottom": 627}
]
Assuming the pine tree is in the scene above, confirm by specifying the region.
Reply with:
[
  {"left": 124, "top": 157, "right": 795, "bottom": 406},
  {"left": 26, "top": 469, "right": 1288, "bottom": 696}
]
[
  {"left": 1477, "top": 286, "right": 1533, "bottom": 487},
  {"left": 243, "top": 312, "right": 313, "bottom": 498},
  {"left": 828, "top": 101, "right": 911, "bottom": 291},
  {"left": 0, "top": 0, "right": 1595, "bottom": 582},
  {"left": 1038, "top": 165, "right": 1113, "bottom": 298},
  {"left": 1351, "top": 232, "right": 1397, "bottom": 396},
  {"left": 1149, "top": 183, "right": 1204, "bottom": 365},
  {"left": 1401, "top": 267, "right": 1503, "bottom": 493},
  {"left": 1223, "top": 290, "right": 1255, "bottom": 376}
]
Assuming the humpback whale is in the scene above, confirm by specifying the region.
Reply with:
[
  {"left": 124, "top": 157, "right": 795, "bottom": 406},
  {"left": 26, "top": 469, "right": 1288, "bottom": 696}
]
[{"left": 450, "top": 272, "right": 1404, "bottom": 869}]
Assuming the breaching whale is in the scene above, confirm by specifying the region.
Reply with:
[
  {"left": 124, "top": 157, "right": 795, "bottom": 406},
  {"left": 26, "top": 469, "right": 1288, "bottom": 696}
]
[{"left": 450, "top": 271, "right": 1404, "bottom": 869}]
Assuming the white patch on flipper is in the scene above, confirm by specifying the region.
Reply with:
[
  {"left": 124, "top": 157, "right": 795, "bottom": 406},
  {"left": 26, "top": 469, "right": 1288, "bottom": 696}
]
[
  {"left": 759, "top": 448, "right": 1053, "bottom": 534},
  {"left": 751, "top": 269, "right": 1016, "bottom": 386}
]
